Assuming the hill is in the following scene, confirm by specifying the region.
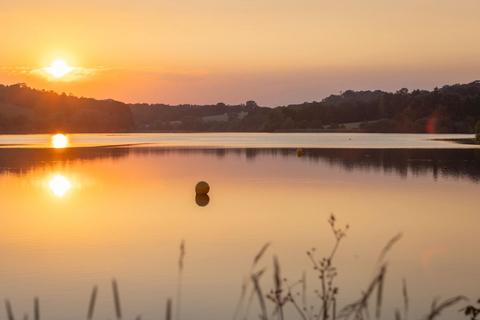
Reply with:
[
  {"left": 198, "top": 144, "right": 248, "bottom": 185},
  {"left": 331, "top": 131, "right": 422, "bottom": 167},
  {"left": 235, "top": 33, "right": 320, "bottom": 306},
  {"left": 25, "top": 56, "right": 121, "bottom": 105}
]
[
  {"left": 1, "top": 81, "right": 480, "bottom": 133},
  {"left": 0, "top": 83, "right": 134, "bottom": 133},
  {"left": 129, "top": 81, "right": 480, "bottom": 133}
]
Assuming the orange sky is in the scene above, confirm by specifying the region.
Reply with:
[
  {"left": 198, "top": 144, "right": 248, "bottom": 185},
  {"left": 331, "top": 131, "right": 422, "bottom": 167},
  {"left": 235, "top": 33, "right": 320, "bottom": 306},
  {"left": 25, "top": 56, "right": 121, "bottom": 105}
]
[{"left": 1, "top": 0, "right": 480, "bottom": 105}]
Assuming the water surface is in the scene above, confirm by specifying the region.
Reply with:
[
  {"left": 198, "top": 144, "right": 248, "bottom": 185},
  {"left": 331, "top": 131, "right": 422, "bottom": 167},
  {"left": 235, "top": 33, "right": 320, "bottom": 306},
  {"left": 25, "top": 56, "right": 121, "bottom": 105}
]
[
  {"left": 0, "top": 133, "right": 478, "bottom": 320},
  {"left": 0, "top": 132, "right": 477, "bottom": 149}
]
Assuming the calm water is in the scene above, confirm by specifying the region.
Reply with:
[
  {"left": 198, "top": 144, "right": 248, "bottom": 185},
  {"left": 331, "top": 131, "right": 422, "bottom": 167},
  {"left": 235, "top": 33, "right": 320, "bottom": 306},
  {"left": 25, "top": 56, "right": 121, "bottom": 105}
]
[{"left": 0, "top": 133, "right": 479, "bottom": 320}]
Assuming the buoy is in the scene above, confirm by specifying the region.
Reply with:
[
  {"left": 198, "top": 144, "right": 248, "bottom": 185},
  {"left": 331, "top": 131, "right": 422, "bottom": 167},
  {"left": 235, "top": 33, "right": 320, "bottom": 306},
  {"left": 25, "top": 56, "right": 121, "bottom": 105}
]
[
  {"left": 296, "top": 148, "right": 305, "bottom": 157},
  {"left": 195, "top": 181, "right": 210, "bottom": 195},
  {"left": 195, "top": 194, "right": 210, "bottom": 207}
]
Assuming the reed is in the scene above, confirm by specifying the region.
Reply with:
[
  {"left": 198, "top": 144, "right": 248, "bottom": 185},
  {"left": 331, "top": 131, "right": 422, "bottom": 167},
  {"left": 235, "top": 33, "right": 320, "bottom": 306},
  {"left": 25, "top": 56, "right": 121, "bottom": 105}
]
[
  {"left": 235, "top": 242, "right": 271, "bottom": 320},
  {"left": 272, "top": 256, "right": 284, "bottom": 320},
  {"left": 33, "top": 297, "right": 39, "bottom": 320},
  {"left": 87, "top": 285, "right": 98, "bottom": 320},
  {"left": 5, "top": 299, "right": 15, "bottom": 320},
  {"left": 112, "top": 279, "right": 122, "bottom": 320},
  {"left": 425, "top": 296, "right": 467, "bottom": 320},
  {"left": 251, "top": 269, "right": 268, "bottom": 320},
  {"left": 176, "top": 240, "right": 186, "bottom": 320},
  {"left": 402, "top": 278, "right": 409, "bottom": 320},
  {"left": 165, "top": 298, "right": 172, "bottom": 320}
]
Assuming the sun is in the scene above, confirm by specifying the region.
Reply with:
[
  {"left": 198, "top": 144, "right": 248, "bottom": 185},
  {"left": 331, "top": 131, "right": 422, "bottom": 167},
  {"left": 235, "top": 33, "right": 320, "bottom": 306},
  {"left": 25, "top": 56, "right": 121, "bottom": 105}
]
[
  {"left": 45, "top": 59, "right": 73, "bottom": 78},
  {"left": 51, "top": 133, "right": 69, "bottom": 148}
]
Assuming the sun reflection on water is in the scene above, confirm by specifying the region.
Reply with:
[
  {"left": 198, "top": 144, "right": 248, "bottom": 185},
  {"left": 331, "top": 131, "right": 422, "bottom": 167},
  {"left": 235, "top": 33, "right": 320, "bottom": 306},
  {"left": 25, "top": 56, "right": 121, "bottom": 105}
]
[
  {"left": 51, "top": 134, "right": 69, "bottom": 148},
  {"left": 48, "top": 174, "right": 72, "bottom": 197}
]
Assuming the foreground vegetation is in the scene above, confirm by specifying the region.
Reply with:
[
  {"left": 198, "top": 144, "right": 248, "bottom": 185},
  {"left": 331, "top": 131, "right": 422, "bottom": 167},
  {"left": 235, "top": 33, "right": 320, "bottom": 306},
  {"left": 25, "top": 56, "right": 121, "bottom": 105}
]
[
  {"left": 1, "top": 81, "right": 480, "bottom": 133},
  {"left": 3, "top": 215, "right": 478, "bottom": 320}
]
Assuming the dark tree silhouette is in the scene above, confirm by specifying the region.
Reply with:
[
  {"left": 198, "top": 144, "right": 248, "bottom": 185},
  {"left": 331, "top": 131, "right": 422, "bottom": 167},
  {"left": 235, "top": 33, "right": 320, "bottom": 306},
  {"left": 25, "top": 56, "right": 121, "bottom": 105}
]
[{"left": 2, "top": 81, "right": 480, "bottom": 133}]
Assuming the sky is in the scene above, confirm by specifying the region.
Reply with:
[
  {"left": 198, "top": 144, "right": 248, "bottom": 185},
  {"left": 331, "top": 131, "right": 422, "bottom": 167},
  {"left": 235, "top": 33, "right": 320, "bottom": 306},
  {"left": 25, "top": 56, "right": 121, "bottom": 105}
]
[{"left": 1, "top": 0, "right": 480, "bottom": 106}]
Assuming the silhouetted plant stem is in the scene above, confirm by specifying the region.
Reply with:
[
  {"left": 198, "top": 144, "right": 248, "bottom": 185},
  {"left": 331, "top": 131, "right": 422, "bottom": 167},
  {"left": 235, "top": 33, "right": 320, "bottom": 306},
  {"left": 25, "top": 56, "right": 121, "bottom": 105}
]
[
  {"left": 425, "top": 296, "right": 466, "bottom": 320},
  {"left": 252, "top": 270, "right": 268, "bottom": 320},
  {"left": 112, "top": 279, "right": 122, "bottom": 320},
  {"left": 165, "top": 298, "right": 172, "bottom": 320},
  {"left": 402, "top": 278, "right": 409, "bottom": 320},
  {"left": 87, "top": 285, "right": 98, "bottom": 320},
  {"left": 176, "top": 240, "right": 185, "bottom": 320},
  {"left": 33, "top": 297, "right": 39, "bottom": 320},
  {"left": 272, "top": 256, "right": 284, "bottom": 320},
  {"left": 5, "top": 300, "right": 15, "bottom": 320},
  {"left": 234, "top": 242, "right": 269, "bottom": 320}
]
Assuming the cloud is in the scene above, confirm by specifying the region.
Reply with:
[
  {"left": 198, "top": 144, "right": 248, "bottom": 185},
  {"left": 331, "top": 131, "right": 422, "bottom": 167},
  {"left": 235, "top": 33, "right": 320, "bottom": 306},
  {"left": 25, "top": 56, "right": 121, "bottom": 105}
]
[
  {"left": 0, "top": 65, "right": 106, "bottom": 83},
  {"left": 29, "top": 65, "right": 103, "bottom": 82}
]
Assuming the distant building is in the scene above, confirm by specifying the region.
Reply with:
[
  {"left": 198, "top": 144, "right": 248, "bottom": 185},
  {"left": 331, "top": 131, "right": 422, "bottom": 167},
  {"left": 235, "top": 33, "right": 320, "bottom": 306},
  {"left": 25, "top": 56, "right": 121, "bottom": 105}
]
[{"left": 201, "top": 113, "right": 229, "bottom": 123}]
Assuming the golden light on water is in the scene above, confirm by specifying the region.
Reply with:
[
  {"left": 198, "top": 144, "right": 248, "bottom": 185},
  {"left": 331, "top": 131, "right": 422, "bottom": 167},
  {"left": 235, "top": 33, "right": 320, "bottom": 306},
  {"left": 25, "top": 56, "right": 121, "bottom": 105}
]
[
  {"left": 44, "top": 59, "right": 73, "bottom": 79},
  {"left": 48, "top": 174, "right": 72, "bottom": 197},
  {"left": 51, "top": 134, "right": 69, "bottom": 148}
]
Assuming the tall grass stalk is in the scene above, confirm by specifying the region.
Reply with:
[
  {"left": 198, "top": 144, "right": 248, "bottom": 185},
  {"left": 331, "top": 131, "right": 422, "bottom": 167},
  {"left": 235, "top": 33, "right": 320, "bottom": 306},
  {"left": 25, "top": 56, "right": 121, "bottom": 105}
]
[
  {"left": 234, "top": 243, "right": 271, "bottom": 320},
  {"left": 33, "top": 297, "right": 39, "bottom": 320},
  {"left": 424, "top": 296, "right": 467, "bottom": 320},
  {"left": 236, "top": 243, "right": 272, "bottom": 320},
  {"left": 176, "top": 240, "right": 186, "bottom": 320},
  {"left": 272, "top": 256, "right": 284, "bottom": 320},
  {"left": 5, "top": 299, "right": 15, "bottom": 320},
  {"left": 165, "top": 298, "right": 172, "bottom": 320},
  {"left": 87, "top": 285, "right": 98, "bottom": 320},
  {"left": 251, "top": 269, "right": 268, "bottom": 320},
  {"left": 112, "top": 279, "right": 122, "bottom": 320}
]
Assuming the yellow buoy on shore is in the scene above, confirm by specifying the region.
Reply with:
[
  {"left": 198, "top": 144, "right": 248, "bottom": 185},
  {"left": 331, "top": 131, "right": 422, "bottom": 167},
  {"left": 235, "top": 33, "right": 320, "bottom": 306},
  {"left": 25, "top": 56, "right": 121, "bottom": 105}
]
[{"left": 195, "top": 181, "right": 210, "bottom": 195}]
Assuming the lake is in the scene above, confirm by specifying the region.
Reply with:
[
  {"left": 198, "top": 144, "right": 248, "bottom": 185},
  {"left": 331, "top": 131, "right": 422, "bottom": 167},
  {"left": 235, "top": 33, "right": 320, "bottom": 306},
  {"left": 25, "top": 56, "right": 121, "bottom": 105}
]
[{"left": 0, "top": 133, "right": 478, "bottom": 320}]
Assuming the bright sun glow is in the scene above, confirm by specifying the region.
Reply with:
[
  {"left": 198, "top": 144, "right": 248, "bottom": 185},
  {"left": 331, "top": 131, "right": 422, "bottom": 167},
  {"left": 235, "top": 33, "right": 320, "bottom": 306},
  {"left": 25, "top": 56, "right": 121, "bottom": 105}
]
[
  {"left": 45, "top": 59, "right": 73, "bottom": 78},
  {"left": 48, "top": 174, "right": 72, "bottom": 197},
  {"left": 51, "top": 133, "right": 69, "bottom": 148}
]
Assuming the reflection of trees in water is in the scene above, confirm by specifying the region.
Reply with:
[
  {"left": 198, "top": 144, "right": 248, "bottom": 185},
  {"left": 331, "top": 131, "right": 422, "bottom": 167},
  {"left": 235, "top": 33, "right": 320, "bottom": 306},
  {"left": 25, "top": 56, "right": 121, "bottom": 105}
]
[
  {"left": 300, "top": 148, "right": 480, "bottom": 182},
  {"left": 0, "top": 147, "right": 130, "bottom": 174},
  {"left": 131, "top": 148, "right": 480, "bottom": 182},
  {"left": 1, "top": 147, "right": 479, "bottom": 182}
]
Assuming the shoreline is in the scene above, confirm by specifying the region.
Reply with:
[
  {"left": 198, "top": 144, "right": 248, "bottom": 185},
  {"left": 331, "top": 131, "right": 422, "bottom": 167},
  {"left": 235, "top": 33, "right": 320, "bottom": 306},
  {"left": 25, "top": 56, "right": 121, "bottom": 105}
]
[{"left": 435, "top": 138, "right": 479, "bottom": 145}]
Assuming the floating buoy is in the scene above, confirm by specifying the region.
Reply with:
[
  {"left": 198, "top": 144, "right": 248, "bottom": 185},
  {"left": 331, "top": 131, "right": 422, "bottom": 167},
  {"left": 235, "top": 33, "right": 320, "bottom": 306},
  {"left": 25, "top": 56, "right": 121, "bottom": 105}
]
[
  {"left": 195, "top": 194, "right": 210, "bottom": 207},
  {"left": 195, "top": 181, "right": 210, "bottom": 195},
  {"left": 296, "top": 148, "right": 305, "bottom": 157}
]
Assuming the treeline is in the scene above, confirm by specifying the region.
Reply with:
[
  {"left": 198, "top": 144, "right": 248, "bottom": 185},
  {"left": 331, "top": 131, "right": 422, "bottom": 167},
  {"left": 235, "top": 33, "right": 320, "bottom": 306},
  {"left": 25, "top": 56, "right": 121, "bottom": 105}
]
[
  {"left": 0, "top": 83, "right": 134, "bottom": 133},
  {"left": 283, "top": 82, "right": 480, "bottom": 133},
  {"left": 1, "top": 81, "right": 480, "bottom": 133},
  {"left": 130, "top": 81, "right": 480, "bottom": 133}
]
